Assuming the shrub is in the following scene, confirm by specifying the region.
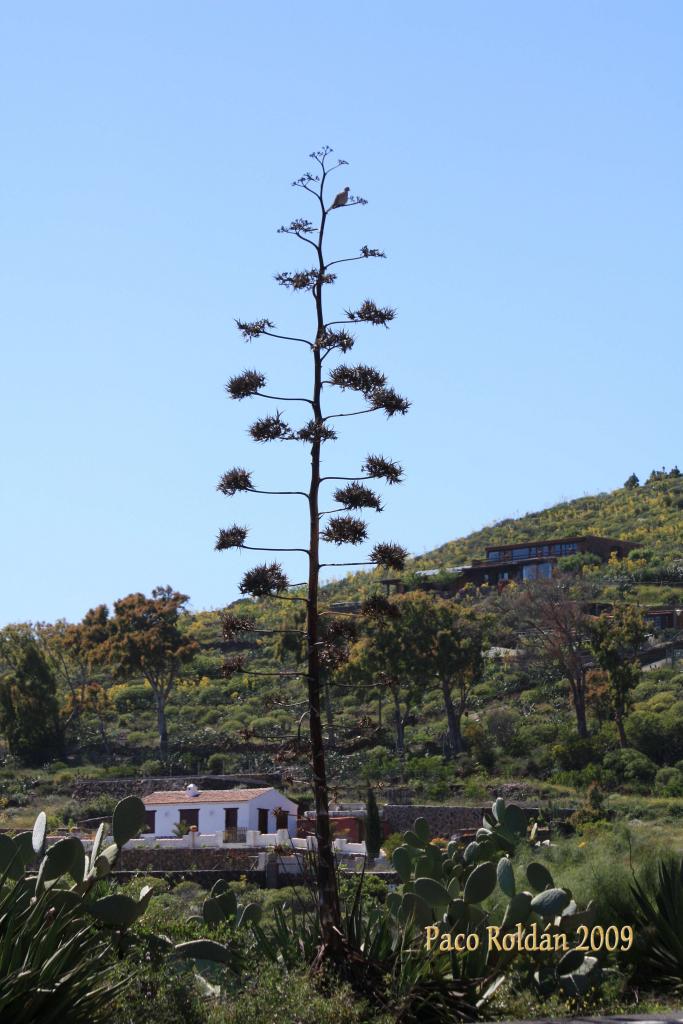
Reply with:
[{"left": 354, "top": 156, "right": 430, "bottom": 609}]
[
  {"left": 110, "top": 684, "right": 153, "bottom": 712},
  {"left": 462, "top": 773, "right": 489, "bottom": 800},
  {"left": 207, "top": 752, "right": 226, "bottom": 774},
  {"left": 197, "top": 684, "right": 230, "bottom": 706},
  {"left": 462, "top": 721, "right": 496, "bottom": 770},
  {"left": 216, "top": 964, "right": 375, "bottom": 1024},
  {"left": 110, "top": 961, "right": 207, "bottom": 1024},
  {"left": 69, "top": 793, "right": 118, "bottom": 823},
  {"left": 485, "top": 707, "right": 521, "bottom": 750},
  {"left": 628, "top": 707, "right": 683, "bottom": 765},
  {"left": 140, "top": 759, "right": 164, "bottom": 775},
  {"left": 654, "top": 767, "right": 683, "bottom": 797},
  {"left": 380, "top": 832, "right": 404, "bottom": 858},
  {"left": 362, "top": 746, "right": 401, "bottom": 781},
  {"left": 553, "top": 735, "right": 602, "bottom": 771},
  {"left": 603, "top": 749, "right": 657, "bottom": 791}
]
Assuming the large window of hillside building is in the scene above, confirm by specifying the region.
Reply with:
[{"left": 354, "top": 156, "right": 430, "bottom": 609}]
[{"left": 523, "top": 562, "right": 553, "bottom": 580}]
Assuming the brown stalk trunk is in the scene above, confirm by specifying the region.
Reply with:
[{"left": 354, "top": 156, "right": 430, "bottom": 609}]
[
  {"left": 324, "top": 679, "right": 336, "bottom": 749},
  {"left": 307, "top": 196, "right": 341, "bottom": 948}
]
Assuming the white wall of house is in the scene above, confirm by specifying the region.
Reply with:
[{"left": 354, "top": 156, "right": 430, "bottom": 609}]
[{"left": 144, "top": 790, "right": 298, "bottom": 838}]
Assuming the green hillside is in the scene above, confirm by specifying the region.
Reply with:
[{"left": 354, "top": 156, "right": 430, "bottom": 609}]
[
  {"left": 322, "top": 468, "right": 683, "bottom": 603},
  {"left": 1, "top": 468, "right": 682, "bottom": 829}
]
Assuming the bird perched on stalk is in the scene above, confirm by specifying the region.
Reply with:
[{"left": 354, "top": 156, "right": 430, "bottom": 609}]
[{"left": 329, "top": 186, "right": 350, "bottom": 210}]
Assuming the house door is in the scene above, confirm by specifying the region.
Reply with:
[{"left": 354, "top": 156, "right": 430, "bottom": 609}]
[
  {"left": 179, "top": 808, "right": 199, "bottom": 831},
  {"left": 224, "top": 808, "right": 238, "bottom": 839},
  {"left": 275, "top": 808, "right": 288, "bottom": 830},
  {"left": 258, "top": 808, "right": 269, "bottom": 833},
  {"left": 144, "top": 810, "right": 156, "bottom": 834}
]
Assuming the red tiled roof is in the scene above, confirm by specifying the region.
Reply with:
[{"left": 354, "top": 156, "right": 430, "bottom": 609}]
[{"left": 144, "top": 788, "right": 274, "bottom": 805}]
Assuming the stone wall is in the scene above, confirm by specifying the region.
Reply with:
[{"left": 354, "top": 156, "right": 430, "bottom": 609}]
[
  {"left": 383, "top": 804, "right": 486, "bottom": 837},
  {"left": 116, "top": 846, "right": 258, "bottom": 872},
  {"left": 383, "top": 803, "right": 574, "bottom": 838}
]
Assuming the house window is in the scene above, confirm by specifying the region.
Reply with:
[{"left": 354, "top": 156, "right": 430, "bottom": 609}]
[
  {"left": 275, "top": 809, "right": 288, "bottom": 830},
  {"left": 258, "top": 808, "right": 269, "bottom": 833},
  {"left": 179, "top": 808, "right": 199, "bottom": 830},
  {"left": 523, "top": 562, "right": 553, "bottom": 581},
  {"left": 144, "top": 810, "right": 156, "bottom": 834}
]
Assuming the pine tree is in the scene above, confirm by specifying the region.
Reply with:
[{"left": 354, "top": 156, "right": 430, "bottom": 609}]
[{"left": 216, "top": 147, "right": 408, "bottom": 952}]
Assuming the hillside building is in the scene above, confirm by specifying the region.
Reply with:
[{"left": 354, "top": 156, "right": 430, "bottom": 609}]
[
  {"left": 461, "top": 535, "right": 638, "bottom": 588},
  {"left": 142, "top": 785, "right": 298, "bottom": 839}
]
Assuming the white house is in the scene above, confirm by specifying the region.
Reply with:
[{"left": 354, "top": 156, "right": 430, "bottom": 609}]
[{"left": 142, "top": 785, "right": 299, "bottom": 838}]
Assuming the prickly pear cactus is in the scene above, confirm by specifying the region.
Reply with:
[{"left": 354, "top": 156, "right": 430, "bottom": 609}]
[
  {"left": 387, "top": 799, "right": 599, "bottom": 1004},
  {"left": 189, "top": 877, "right": 262, "bottom": 931}
]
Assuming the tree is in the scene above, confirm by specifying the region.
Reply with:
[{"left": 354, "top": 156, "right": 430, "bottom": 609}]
[
  {"left": 365, "top": 787, "right": 382, "bottom": 861},
  {"left": 398, "top": 593, "right": 485, "bottom": 757},
  {"left": 505, "top": 577, "right": 598, "bottom": 739},
  {"left": 342, "top": 600, "right": 423, "bottom": 772},
  {"left": 216, "top": 147, "right": 408, "bottom": 950},
  {"left": 624, "top": 473, "right": 640, "bottom": 489},
  {"left": 589, "top": 603, "right": 645, "bottom": 748},
  {"left": 74, "top": 587, "right": 198, "bottom": 760},
  {"left": 0, "top": 626, "right": 63, "bottom": 764}
]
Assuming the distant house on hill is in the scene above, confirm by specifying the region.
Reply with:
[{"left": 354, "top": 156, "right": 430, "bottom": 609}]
[
  {"left": 383, "top": 535, "right": 640, "bottom": 596},
  {"left": 142, "top": 785, "right": 298, "bottom": 838},
  {"left": 461, "top": 535, "right": 638, "bottom": 588}
]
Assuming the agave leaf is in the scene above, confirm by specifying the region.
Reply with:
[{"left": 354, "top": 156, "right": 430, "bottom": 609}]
[{"left": 94, "top": 843, "right": 119, "bottom": 878}]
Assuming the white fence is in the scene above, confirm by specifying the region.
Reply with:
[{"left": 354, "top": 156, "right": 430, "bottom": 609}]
[
  {"left": 118, "top": 828, "right": 366, "bottom": 857},
  {"left": 70, "top": 828, "right": 366, "bottom": 857}
]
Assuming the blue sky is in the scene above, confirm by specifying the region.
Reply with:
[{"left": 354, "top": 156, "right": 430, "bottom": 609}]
[{"left": 1, "top": 2, "right": 681, "bottom": 626}]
